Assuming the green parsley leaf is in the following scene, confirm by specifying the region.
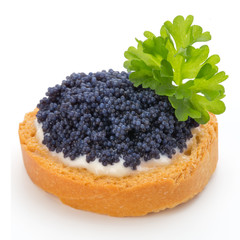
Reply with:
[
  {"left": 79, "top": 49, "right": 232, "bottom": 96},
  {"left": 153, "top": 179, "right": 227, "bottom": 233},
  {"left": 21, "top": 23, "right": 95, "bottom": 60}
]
[{"left": 124, "top": 15, "right": 228, "bottom": 124}]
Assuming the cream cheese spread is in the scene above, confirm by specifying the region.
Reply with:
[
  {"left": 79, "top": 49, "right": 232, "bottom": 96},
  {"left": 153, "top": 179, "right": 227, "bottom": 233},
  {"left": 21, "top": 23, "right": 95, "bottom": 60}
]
[{"left": 35, "top": 119, "right": 190, "bottom": 177}]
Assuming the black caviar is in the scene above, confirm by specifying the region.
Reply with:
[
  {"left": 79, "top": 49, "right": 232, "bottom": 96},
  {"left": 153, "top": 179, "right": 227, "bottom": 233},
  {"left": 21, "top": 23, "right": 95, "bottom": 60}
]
[{"left": 36, "top": 70, "right": 199, "bottom": 170}]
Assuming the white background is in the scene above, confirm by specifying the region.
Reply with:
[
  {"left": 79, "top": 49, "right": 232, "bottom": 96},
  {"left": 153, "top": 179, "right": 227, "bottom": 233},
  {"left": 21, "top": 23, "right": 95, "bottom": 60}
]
[{"left": 2, "top": 0, "right": 240, "bottom": 239}]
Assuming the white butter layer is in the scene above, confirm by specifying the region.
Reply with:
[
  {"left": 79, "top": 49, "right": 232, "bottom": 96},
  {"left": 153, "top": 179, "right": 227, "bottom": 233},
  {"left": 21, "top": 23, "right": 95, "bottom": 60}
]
[{"left": 35, "top": 119, "right": 188, "bottom": 177}]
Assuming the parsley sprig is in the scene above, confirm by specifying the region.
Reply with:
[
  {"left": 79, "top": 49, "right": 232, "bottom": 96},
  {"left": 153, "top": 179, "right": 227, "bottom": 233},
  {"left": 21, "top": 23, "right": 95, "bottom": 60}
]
[{"left": 124, "top": 15, "right": 228, "bottom": 124}]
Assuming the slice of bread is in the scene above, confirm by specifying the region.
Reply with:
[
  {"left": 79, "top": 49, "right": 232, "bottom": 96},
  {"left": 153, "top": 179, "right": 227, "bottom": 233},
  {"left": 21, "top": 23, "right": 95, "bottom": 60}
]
[{"left": 19, "top": 109, "right": 218, "bottom": 217}]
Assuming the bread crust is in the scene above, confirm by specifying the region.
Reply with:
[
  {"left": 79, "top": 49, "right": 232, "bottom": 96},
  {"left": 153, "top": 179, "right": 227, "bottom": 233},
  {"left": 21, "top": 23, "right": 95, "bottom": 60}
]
[{"left": 19, "top": 109, "right": 218, "bottom": 217}]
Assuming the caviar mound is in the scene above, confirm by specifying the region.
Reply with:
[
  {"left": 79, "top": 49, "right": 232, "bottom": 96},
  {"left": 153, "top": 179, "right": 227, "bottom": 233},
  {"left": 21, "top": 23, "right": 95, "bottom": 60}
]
[
  {"left": 19, "top": 110, "right": 218, "bottom": 217},
  {"left": 36, "top": 70, "right": 198, "bottom": 170}
]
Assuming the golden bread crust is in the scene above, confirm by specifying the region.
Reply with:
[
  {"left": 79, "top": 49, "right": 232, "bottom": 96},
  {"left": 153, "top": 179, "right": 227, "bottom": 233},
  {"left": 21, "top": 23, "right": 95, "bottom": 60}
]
[{"left": 19, "top": 109, "right": 218, "bottom": 217}]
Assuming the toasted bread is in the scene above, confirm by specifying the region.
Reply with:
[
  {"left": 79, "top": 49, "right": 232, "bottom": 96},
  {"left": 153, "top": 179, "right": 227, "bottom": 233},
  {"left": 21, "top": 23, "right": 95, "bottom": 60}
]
[{"left": 19, "top": 109, "right": 218, "bottom": 217}]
